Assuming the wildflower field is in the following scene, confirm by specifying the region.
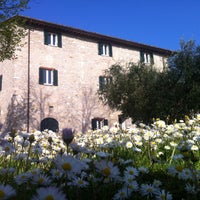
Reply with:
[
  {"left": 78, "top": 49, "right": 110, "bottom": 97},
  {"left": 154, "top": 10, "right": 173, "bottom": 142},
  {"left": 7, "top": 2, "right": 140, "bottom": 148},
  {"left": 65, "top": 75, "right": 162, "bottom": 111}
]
[{"left": 0, "top": 115, "right": 200, "bottom": 200}]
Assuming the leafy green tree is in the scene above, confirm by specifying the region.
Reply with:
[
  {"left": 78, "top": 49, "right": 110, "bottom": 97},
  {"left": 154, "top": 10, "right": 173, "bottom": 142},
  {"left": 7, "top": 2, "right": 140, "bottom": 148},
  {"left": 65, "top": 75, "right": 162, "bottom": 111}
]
[
  {"left": 98, "top": 40, "right": 200, "bottom": 123},
  {"left": 98, "top": 63, "right": 161, "bottom": 123},
  {"left": 0, "top": 0, "right": 30, "bottom": 61},
  {"left": 160, "top": 40, "right": 200, "bottom": 121}
]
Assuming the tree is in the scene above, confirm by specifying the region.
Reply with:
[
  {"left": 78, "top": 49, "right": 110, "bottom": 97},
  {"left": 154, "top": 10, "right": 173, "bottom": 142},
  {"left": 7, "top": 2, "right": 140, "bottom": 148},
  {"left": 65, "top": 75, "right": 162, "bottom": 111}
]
[
  {"left": 98, "top": 62, "right": 160, "bottom": 123},
  {"left": 98, "top": 40, "right": 200, "bottom": 123},
  {"left": 0, "top": 0, "right": 30, "bottom": 61}
]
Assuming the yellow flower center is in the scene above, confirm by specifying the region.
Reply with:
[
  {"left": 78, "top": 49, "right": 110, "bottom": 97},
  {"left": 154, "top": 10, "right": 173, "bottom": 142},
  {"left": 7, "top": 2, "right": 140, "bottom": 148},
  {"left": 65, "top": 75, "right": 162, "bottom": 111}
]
[
  {"left": 161, "top": 194, "right": 166, "bottom": 200},
  {"left": 38, "top": 178, "right": 44, "bottom": 184},
  {"left": 103, "top": 167, "right": 111, "bottom": 176},
  {"left": 62, "top": 163, "right": 72, "bottom": 171},
  {"left": 55, "top": 171, "right": 60, "bottom": 176},
  {"left": 129, "top": 170, "right": 134, "bottom": 175},
  {"left": 78, "top": 180, "right": 84, "bottom": 185},
  {"left": 176, "top": 165, "right": 183, "bottom": 172},
  {"left": 4, "top": 146, "right": 10, "bottom": 152},
  {"left": 45, "top": 195, "right": 54, "bottom": 200},
  {"left": 0, "top": 190, "right": 5, "bottom": 198},
  {"left": 147, "top": 188, "right": 153, "bottom": 192}
]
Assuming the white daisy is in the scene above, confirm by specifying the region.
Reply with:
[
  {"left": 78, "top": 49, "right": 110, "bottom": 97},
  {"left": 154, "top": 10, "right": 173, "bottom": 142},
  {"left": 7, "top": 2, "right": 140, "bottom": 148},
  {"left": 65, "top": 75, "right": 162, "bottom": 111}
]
[
  {"left": 154, "top": 189, "right": 173, "bottom": 200},
  {"left": 50, "top": 168, "right": 63, "bottom": 180},
  {"left": 112, "top": 186, "right": 131, "bottom": 200},
  {"left": 140, "top": 183, "right": 158, "bottom": 197},
  {"left": 31, "top": 186, "right": 67, "bottom": 200},
  {"left": 54, "top": 154, "right": 88, "bottom": 178},
  {"left": 124, "top": 166, "right": 139, "bottom": 178},
  {"left": 125, "top": 141, "right": 133, "bottom": 148},
  {"left": 14, "top": 172, "right": 32, "bottom": 185},
  {"left": 31, "top": 174, "right": 52, "bottom": 186},
  {"left": 69, "top": 177, "right": 89, "bottom": 188},
  {"left": 0, "top": 184, "right": 16, "bottom": 199},
  {"left": 95, "top": 159, "right": 120, "bottom": 181}
]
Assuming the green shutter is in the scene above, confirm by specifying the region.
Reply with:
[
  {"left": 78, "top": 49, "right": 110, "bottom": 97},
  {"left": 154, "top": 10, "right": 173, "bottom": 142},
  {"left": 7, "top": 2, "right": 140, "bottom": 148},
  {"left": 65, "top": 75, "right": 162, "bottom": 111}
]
[
  {"left": 39, "top": 68, "right": 44, "bottom": 84},
  {"left": 44, "top": 31, "right": 49, "bottom": 45},
  {"left": 140, "top": 51, "right": 144, "bottom": 63},
  {"left": 99, "top": 76, "right": 105, "bottom": 90},
  {"left": 57, "top": 33, "right": 62, "bottom": 48},
  {"left": 0, "top": 75, "right": 2, "bottom": 91},
  {"left": 150, "top": 53, "right": 154, "bottom": 65},
  {"left": 109, "top": 44, "right": 113, "bottom": 57},
  {"left": 91, "top": 118, "right": 97, "bottom": 130},
  {"left": 53, "top": 70, "right": 58, "bottom": 86},
  {"left": 98, "top": 43, "right": 103, "bottom": 55},
  {"left": 104, "top": 119, "right": 108, "bottom": 126}
]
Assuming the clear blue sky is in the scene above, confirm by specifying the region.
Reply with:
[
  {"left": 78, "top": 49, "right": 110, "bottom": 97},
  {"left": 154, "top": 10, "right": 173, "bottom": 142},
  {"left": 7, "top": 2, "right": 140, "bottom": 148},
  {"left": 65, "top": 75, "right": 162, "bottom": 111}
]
[{"left": 21, "top": 0, "right": 200, "bottom": 51}]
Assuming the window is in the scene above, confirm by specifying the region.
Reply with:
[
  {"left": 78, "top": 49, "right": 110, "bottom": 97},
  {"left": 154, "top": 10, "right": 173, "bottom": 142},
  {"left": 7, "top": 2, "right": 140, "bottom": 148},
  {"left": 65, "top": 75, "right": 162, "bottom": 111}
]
[
  {"left": 98, "top": 43, "right": 112, "bottom": 57},
  {"left": 140, "top": 51, "right": 154, "bottom": 64},
  {"left": 44, "top": 31, "right": 62, "bottom": 47},
  {"left": 99, "top": 76, "right": 112, "bottom": 90},
  {"left": 39, "top": 68, "right": 58, "bottom": 86},
  {"left": 0, "top": 75, "right": 2, "bottom": 91},
  {"left": 91, "top": 118, "right": 108, "bottom": 130}
]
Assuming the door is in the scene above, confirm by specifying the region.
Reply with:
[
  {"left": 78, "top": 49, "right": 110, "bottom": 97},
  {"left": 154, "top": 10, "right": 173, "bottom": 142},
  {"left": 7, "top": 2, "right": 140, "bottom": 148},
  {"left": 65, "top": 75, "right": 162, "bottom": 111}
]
[{"left": 41, "top": 118, "right": 59, "bottom": 132}]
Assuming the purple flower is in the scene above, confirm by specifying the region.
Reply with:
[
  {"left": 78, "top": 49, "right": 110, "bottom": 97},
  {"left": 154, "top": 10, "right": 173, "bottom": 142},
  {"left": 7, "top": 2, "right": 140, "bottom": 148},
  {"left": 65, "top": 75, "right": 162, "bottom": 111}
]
[{"left": 62, "top": 128, "right": 75, "bottom": 145}]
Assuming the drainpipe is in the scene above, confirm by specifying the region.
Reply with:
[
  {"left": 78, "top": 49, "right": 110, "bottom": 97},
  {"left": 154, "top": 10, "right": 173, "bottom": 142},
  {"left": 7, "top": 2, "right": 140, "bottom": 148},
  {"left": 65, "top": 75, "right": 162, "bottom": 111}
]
[{"left": 27, "top": 28, "right": 30, "bottom": 132}]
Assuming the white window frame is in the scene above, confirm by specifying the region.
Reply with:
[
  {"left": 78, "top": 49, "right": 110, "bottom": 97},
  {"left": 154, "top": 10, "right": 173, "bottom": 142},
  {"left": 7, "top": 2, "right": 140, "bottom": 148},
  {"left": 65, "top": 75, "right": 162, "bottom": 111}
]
[
  {"left": 47, "top": 33, "right": 58, "bottom": 46},
  {"left": 144, "top": 53, "right": 151, "bottom": 64},
  {"left": 43, "top": 69, "right": 54, "bottom": 85},
  {"left": 102, "top": 44, "right": 110, "bottom": 56}
]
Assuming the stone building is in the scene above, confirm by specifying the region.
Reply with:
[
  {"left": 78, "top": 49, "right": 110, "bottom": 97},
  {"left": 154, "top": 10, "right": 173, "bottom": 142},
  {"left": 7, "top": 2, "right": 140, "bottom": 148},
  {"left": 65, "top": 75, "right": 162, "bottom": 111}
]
[{"left": 0, "top": 16, "right": 172, "bottom": 133}]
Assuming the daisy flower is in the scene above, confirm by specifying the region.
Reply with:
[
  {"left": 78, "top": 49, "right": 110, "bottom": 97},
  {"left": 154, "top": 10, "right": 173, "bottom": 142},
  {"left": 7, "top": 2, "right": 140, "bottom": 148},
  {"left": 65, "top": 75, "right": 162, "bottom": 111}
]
[
  {"left": 178, "top": 168, "right": 193, "bottom": 180},
  {"left": 154, "top": 189, "right": 173, "bottom": 200},
  {"left": 125, "top": 141, "right": 133, "bottom": 149},
  {"left": 1, "top": 143, "right": 15, "bottom": 155},
  {"left": 14, "top": 172, "right": 32, "bottom": 185},
  {"left": 124, "top": 166, "right": 139, "bottom": 178},
  {"left": 140, "top": 183, "right": 157, "bottom": 197},
  {"left": 68, "top": 177, "right": 89, "bottom": 188},
  {"left": 123, "top": 177, "right": 138, "bottom": 192},
  {"left": 138, "top": 166, "right": 149, "bottom": 174},
  {"left": 54, "top": 154, "right": 88, "bottom": 178},
  {"left": 95, "top": 159, "right": 120, "bottom": 181},
  {"left": 31, "top": 174, "right": 52, "bottom": 186},
  {"left": 152, "top": 179, "right": 162, "bottom": 188},
  {"left": 185, "top": 183, "right": 199, "bottom": 194},
  {"left": 0, "top": 184, "right": 16, "bottom": 199},
  {"left": 112, "top": 186, "right": 131, "bottom": 200},
  {"left": 50, "top": 168, "right": 64, "bottom": 180},
  {"left": 31, "top": 186, "right": 67, "bottom": 200}
]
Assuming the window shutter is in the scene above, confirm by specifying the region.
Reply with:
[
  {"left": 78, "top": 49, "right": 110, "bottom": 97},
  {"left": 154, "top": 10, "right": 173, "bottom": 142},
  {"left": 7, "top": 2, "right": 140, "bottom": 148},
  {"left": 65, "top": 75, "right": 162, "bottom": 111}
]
[
  {"left": 140, "top": 51, "right": 144, "bottom": 63},
  {"left": 57, "top": 33, "right": 62, "bottom": 48},
  {"left": 99, "top": 76, "right": 105, "bottom": 90},
  {"left": 39, "top": 68, "right": 44, "bottom": 84},
  {"left": 53, "top": 70, "right": 58, "bottom": 86},
  {"left": 91, "top": 118, "right": 97, "bottom": 130},
  {"left": 104, "top": 119, "right": 108, "bottom": 126},
  {"left": 150, "top": 53, "right": 154, "bottom": 65},
  {"left": 44, "top": 31, "right": 49, "bottom": 45},
  {"left": 98, "top": 43, "right": 103, "bottom": 55},
  {"left": 0, "top": 75, "right": 2, "bottom": 91},
  {"left": 109, "top": 44, "right": 113, "bottom": 57}
]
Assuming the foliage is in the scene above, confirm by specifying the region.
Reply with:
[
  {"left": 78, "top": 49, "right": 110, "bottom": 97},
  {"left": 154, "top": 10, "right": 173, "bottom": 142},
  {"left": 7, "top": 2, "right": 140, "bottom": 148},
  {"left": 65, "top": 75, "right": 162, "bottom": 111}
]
[
  {"left": 98, "top": 40, "right": 200, "bottom": 123},
  {"left": 0, "top": 0, "right": 30, "bottom": 61},
  {"left": 0, "top": 114, "right": 200, "bottom": 199}
]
